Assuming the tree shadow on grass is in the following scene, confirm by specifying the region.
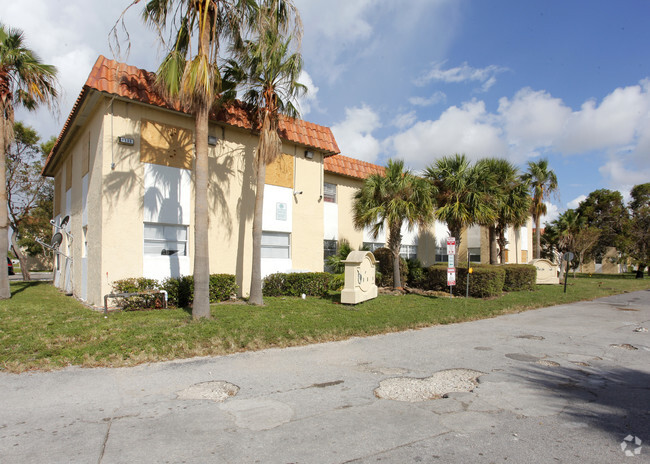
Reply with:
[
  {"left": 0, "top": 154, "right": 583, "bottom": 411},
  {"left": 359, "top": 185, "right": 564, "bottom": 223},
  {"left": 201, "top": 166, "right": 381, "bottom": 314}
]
[
  {"left": 512, "top": 364, "right": 650, "bottom": 440},
  {"left": 10, "top": 281, "right": 45, "bottom": 297}
]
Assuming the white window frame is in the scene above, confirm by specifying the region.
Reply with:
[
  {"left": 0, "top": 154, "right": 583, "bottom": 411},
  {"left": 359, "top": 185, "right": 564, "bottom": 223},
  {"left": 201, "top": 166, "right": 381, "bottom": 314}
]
[
  {"left": 261, "top": 231, "right": 291, "bottom": 259},
  {"left": 144, "top": 223, "right": 189, "bottom": 256},
  {"left": 323, "top": 182, "right": 337, "bottom": 203}
]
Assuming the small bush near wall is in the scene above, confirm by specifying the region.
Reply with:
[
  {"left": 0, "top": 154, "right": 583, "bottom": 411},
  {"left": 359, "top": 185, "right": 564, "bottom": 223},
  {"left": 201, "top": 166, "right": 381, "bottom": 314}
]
[
  {"left": 112, "top": 274, "right": 237, "bottom": 309},
  {"left": 406, "top": 258, "right": 425, "bottom": 288},
  {"left": 111, "top": 278, "right": 161, "bottom": 310},
  {"left": 329, "top": 274, "right": 345, "bottom": 292},
  {"left": 373, "top": 247, "right": 408, "bottom": 287},
  {"left": 262, "top": 272, "right": 331, "bottom": 297},
  {"left": 209, "top": 274, "right": 238, "bottom": 302},
  {"left": 419, "top": 265, "right": 506, "bottom": 298},
  {"left": 161, "top": 276, "right": 194, "bottom": 308},
  {"left": 503, "top": 264, "right": 537, "bottom": 291}
]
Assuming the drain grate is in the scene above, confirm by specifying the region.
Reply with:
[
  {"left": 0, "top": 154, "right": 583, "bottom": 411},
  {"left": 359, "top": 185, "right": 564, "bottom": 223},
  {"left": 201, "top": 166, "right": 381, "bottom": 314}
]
[{"left": 374, "top": 369, "right": 484, "bottom": 402}]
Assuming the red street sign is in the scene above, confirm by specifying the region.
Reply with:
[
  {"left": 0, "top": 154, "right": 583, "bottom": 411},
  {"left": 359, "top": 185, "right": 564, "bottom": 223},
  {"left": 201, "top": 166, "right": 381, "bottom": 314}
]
[
  {"left": 447, "top": 267, "right": 456, "bottom": 286},
  {"left": 446, "top": 237, "right": 456, "bottom": 256}
]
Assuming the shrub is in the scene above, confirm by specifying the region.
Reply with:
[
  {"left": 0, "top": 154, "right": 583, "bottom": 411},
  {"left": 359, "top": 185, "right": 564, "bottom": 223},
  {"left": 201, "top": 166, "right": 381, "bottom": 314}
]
[
  {"left": 110, "top": 277, "right": 162, "bottom": 310},
  {"left": 503, "top": 264, "right": 537, "bottom": 291},
  {"left": 325, "top": 239, "right": 353, "bottom": 274},
  {"left": 420, "top": 265, "right": 506, "bottom": 298},
  {"left": 406, "top": 257, "right": 425, "bottom": 288},
  {"left": 262, "top": 272, "right": 331, "bottom": 297},
  {"left": 329, "top": 273, "right": 345, "bottom": 292},
  {"left": 161, "top": 275, "right": 194, "bottom": 308},
  {"left": 161, "top": 274, "right": 238, "bottom": 307},
  {"left": 373, "top": 247, "right": 408, "bottom": 287},
  {"left": 209, "top": 274, "right": 238, "bottom": 302}
]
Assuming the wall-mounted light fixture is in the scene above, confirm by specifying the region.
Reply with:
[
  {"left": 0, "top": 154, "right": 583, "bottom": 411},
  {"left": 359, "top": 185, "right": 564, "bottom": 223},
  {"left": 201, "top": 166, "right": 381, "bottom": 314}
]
[
  {"left": 293, "top": 190, "right": 303, "bottom": 195},
  {"left": 117, "top": 136, "right": 134, "bottom": 146},
  {"left": 304, "top": 150, "right": 314, "bottom": 159},
  {"left": 208, "top": 135, "right": 218, "bottom": 146}
]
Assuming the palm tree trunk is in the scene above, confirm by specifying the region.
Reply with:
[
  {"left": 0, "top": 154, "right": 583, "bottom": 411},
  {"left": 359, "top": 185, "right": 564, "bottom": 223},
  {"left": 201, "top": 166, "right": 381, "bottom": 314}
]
[
  {"left": 388, "top": 223, "right": 402, "bottom": 289},
  {"left": 534, "top": 215, "right": 541, "bottom": 259},
  {"left": 489, "top": 225, "right": 498, "bottom": 264},
  {"left": 0, "top": 110, "right": 10, "bottom": 299},
  {"left": 192, "top": 105, "right": 210, "bottom": 319},
  {"left": 248, "top": 154, "right": 266, "bottom": 305}
]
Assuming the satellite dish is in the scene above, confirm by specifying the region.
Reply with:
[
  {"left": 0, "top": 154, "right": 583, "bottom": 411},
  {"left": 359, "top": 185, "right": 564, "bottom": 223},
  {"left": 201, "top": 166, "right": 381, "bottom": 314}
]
[
  {"left": 60, "top": 216, "right": 70, "bottom": 228},
  {"left": 51, "top": 232, "right": 63, "bottom": 249}
]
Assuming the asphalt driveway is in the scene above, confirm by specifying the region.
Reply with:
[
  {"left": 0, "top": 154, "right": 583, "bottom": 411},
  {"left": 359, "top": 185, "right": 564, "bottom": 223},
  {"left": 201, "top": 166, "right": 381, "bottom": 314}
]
[{"left": 1, "top": 290, "right": 649, "bottom": 463}]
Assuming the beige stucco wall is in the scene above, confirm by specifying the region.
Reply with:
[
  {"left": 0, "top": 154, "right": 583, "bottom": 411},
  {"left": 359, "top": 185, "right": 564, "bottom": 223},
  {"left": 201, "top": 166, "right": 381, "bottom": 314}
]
[{"left": 324, "top": 172, "right": 364, "bottom": 249}]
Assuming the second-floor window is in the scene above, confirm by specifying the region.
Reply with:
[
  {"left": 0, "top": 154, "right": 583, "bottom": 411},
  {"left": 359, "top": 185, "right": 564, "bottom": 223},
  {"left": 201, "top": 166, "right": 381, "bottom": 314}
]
[{"left": 324, "top": 182, "right": 337, "bottom": 203}]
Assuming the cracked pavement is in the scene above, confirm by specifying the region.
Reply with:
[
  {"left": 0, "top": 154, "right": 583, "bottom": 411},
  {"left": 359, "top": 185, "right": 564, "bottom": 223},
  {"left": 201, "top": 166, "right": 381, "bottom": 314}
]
[{"left": 1, "top": 290, "right": 649, "bottom": 463}]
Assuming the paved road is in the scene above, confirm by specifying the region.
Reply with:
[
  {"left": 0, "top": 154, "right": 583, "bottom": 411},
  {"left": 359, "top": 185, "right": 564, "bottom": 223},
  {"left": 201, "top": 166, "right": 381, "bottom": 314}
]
[{"left": 1, "top": 291, "right": 649, "bottom": 463}]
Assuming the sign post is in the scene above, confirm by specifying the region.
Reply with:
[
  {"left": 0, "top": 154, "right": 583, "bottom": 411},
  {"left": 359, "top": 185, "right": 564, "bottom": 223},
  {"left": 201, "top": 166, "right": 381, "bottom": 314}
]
[{"left": 447, "top": 237, "right": 456, "bottom": 298}]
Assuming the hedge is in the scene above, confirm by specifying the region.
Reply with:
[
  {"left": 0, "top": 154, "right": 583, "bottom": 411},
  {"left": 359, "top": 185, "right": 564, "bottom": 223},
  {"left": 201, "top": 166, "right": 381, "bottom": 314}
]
[
  {"left": 111, "top": 274, "right": 238, "bottom": 309},
  {"left": 262, "top": 272, "right": 331, "bottom": 297},
  {"left": 419, "top": 265, "right": 506, "bottom": 298},
  {"left": 503, "top": 264, "right": 537, "bottom": 291}
]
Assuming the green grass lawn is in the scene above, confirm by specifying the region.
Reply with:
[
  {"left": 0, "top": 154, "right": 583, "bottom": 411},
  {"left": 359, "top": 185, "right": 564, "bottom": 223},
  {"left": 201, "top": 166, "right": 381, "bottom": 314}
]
[{"left": 1, "top": 274, "right": 649, "bottom": 373}]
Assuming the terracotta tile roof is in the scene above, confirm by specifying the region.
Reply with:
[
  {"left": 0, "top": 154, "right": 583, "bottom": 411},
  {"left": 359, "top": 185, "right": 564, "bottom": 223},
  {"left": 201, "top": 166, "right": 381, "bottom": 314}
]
[
  {"left": 324, "top": 154, "right": 385, "bottom": 180},
  {"left": 44, "top": 55, "right": 339, "bottom": 174}
]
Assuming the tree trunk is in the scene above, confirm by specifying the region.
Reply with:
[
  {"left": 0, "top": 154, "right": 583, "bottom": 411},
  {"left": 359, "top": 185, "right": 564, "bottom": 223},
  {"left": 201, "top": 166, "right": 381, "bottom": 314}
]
[
  {"left": 636, "top": 263, "right": 646, "bottom": 279},
  {"left": 489, "top": 225, "right": 498, "bottom": 264},
  {"left": 496, "top": 225, "right": 507, "bottom": 265},
  {"left": 515, "top": 228, "right": 520, "bottom": 264},
  {"left": 0, "top": 109, "right": 10, "bottom": 298},
  {"left": 10, "top": 230, "right": 30, "bottom": 281},
  {"left": 388, "top": 222, "right": 402, "bottom": 289},
  {"left": 534, "top": 215, "right": 541, "bottom": 259},
  {"left": 248, "top": 155, "right": 266, "bottom": 305},
  {"left": 192, "top": 105, "right": 211, "bottom": 319}
]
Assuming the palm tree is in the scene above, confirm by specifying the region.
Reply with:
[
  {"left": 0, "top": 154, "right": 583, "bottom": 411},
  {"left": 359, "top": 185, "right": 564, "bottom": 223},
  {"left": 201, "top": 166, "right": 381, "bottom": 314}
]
[
  {"left": 353, "top": 159, "right": 435, "bottom": 289},
  {"left": 227, "top": 0, "right": 303, "bottom": 305},
  {"left": 0, "top": 24, "right": 58, "bottom": 299},
  {"left": 522, "top": 158, "right": 558, "bottom": 259},
  {"left": 123, "top": 0, "right": 255, "bottom": 318},
  {"left": 424, "top": 154, "right": 496, "bottom": 253},
  {"left": 480, "top": 159, "right": 531, "bottom": 264}
]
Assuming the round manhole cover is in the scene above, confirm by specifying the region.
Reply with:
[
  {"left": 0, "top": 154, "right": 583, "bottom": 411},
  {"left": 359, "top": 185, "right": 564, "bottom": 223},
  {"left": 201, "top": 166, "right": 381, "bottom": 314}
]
[{"left": 374, "top": 369, "right": 484, "bottom": 402}]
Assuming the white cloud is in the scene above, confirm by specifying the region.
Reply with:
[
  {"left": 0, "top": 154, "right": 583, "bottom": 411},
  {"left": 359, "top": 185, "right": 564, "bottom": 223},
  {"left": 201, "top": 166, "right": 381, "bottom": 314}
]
[
  {"left": 540, "top": 201, "right": 561, "bottom": 225},
  {"left": 557, "top": 82, "right": 650, "bottom": 154},
  {"left": 331, "top": 105, "right": 382, "bottom": 163},
  {"left": 567, "top": 195, "right": 587, "bottom": 210},
  {"left": 294, "top": 70, "right": 319, "bottom": 116},
  {"left": 392, "top": 111, "right": 417, "bottom": 130},
  {"left": 409, "top": 91, "right": 447, "bottom": 107},
  {"left": 388, "top": 100, "right": 506, "bottom": 169},
  {"left": 415, "top": 61, "right": 508, "bottom": 92}
]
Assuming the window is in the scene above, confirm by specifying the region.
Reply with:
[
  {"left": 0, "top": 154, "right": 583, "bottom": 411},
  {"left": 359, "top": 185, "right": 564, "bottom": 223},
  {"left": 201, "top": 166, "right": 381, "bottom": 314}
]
[
  {"left": 468, "top": 247, "right": 481, "bottom": 263},
  {"left": 363, "top": 242, "right": 385, "bottom": 252},
  {"left": 324, "top": 239, "right": 337, "bottom": 259},
  {"left": 435, "top": 247, "right": 447, "bottom": 263},
  {"left": 400, "top": 244, "right": 417, "bottom": 260},
  {"left": 324, "top": 182, "right": 337, "bottom": 203},
  {"left": 262, "top": 232, "right": 291, "bottom": 259},
  {"left": 144, "top": 223, "right": 188, "bottom": 256}
]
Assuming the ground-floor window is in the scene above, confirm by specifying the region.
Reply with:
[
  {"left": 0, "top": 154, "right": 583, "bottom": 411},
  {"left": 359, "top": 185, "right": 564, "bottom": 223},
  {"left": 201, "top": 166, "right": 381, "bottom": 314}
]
[
  {"left": 435, "top": 247, "right": 447, "bottom": 263},
  {"left": 324, "top": 239, "right": 337, "bottom": 259},
  {"left": 262, "top": 231, "right": 291, "bottom": 259},
  {"left": 468, "top": 247, "right": 481, "bottom": 263},
  {"left": 399, "top": 244, "right": 417, "bottom": 260},
  {"left": 363, "top": 242, "right": 385, "bottom": 252},
  {"left": 144, "top": 223, "right": 188, "bottom": 256}
]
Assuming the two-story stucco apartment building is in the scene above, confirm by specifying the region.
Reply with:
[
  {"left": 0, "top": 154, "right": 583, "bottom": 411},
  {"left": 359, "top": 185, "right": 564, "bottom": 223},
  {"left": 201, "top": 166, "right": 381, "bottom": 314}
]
[{"left": 42, "top": 56, "right": 532, "bottom": 307}]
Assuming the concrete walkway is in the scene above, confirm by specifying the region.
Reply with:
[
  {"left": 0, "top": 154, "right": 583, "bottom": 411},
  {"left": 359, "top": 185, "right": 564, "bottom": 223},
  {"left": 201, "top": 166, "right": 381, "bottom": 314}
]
[{"left": 1, "top": 290, "right": 649, "bottom": 463}]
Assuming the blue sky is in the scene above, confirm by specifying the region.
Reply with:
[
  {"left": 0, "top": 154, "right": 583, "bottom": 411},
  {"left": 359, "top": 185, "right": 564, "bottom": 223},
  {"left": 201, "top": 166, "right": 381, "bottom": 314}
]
[{"left": 5, "top": 0, "right": 650, "bottom": 224}]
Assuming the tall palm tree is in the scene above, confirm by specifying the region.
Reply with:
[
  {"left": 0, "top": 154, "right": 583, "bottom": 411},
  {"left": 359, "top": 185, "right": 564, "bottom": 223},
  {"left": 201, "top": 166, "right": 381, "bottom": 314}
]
[
  {"left": 480, "top": 158, "right": 531, "bottom": 264},
  {"left": 0, "top": 24, "right": 58, "bottom": 299},
  {"left": 227, "top": 0, "right": 303, "bottom": 306},
  {"left": 353, "top": 159, "right": 435, "bottom": 289},
  {"left": 522, "top": 158, "right": 558, "bottom": 259},
  {"left": 123, "top": 0, "right": 254, "bottom": 318},
  {"left": 424, "top": 154, "right": 495, "bottom": 253}
]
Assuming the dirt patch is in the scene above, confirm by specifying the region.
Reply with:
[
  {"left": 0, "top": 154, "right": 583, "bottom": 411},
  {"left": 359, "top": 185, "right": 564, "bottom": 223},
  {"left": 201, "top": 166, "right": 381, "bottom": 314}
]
[
  {"left": 177, "top": 381, "right": 239, "bottom": 402},
  {"left": 374, "top": 369, "right": 484, "bottom": 402}
]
